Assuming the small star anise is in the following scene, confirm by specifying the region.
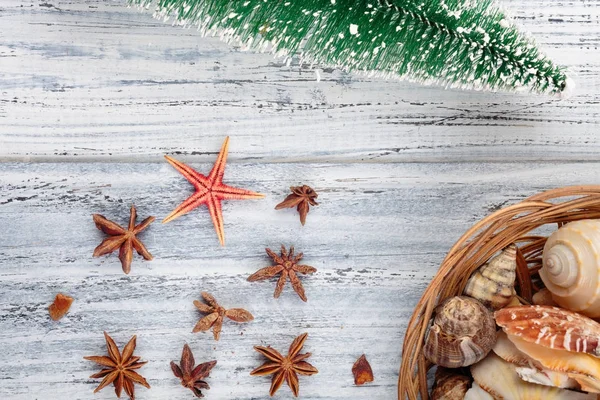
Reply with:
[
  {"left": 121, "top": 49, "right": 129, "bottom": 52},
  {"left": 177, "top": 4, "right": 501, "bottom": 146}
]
[
  {"left": 84, "top": 332, "right": 150, "bottom": 400},
  {"left": 247, "top": 245, "right": 317, "bottom": 302},
  {"left": 250, "top": 332, "right": 318, "bottom": 397},
  {"left": 92, "top": 205, "right": 155, "bottom": 274},
  {"left": 275, "top": 185, "right": 318, "bottom": 226},
  {"left": 192, "top": 292, "right": 254, "bottom": 340},
  {"left": 170, "top": 343, "right": 216, "bottom": 398}
]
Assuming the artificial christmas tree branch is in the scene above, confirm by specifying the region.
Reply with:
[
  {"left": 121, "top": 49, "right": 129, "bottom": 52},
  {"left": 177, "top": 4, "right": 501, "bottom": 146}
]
[{"left": 132, "top": 0, "right": 570, "bottom": 95}]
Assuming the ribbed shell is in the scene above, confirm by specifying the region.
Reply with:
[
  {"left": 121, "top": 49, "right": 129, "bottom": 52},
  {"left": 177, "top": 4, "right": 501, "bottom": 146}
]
[
  {"left": 423, "top": 296, "right": 496, "bottom": 368},
  {"left": 430, "top": 368, "right": 470, "bottom": 400},
  {"left": 495, "top": 305, "right": 600, "bottom": 356},
  {"left": 508, "top": 333, "right": 600, "bottom": 391},
  {"left": 494, "top": 330, "right": 579, "bottom": 390},
  {"left": 470, "top": 352, "right": 596, "bottom": 400},
  {"left": 493, "top": 330, "right": 534, "bottom": 367},
  {"left": 540, "top": 219, "right": 600, "bottom": 317},
  {"left": 463, "top": 244, "right": 517, "bottom": 310}
]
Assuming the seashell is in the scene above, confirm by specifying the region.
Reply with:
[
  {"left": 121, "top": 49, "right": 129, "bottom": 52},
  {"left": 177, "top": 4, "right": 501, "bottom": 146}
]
[
  {"left": 540, "top": 219, "right": 600, "bottom": 318},
  {"left": 464, "top": 383, "right": 494, "bottom": 400},
  {"left": 532, "top": 288, "right": 558, "bottom": 307},
  {"left": 470, "top": 352, "right": 596, "bottom": 400},
  {"left": 515, "top": 366, "right": 580, "bottom": 390},
  {"left": 493, "top": 330, "right": 537, "bottom": 367},
  {"left": 463, "top": 244, "right": 517, "bottom": 310},
  {"left": 430, "top": 368, "right": 470, "bottom": 400},
  {"left": 573, "top": 374, "right": 600, "bottom": 394},
  {"left": 495, "top": 305, "right": 600, "bottom": 356},
  {"left": 508, "top": 333, "right": 600, "bottom": 391},
  {"left": 494, "top": 330, "right": 579, "bottom": 389},
  {"left": 423, "top": 296, "right": 496, "bottom": 368}
]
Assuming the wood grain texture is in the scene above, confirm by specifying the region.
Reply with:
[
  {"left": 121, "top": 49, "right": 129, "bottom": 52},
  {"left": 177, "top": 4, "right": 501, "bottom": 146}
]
[
  {"left": 1, "top": 0, "right": 600, "bottom": 162},
  {"left": 2, "top": 0, "right": 600, "bottom": 399},
  {"left": 1, "top": 161, "right": 600, "bottom": 399}
]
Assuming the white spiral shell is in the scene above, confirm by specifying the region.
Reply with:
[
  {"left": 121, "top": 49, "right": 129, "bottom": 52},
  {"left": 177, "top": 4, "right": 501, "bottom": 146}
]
[{"left": 540, "top": 219, "right": 600, "bottom": 318}]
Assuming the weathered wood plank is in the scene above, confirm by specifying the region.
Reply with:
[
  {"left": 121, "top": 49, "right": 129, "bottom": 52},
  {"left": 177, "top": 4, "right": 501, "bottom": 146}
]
[
  {"left": 1, "top": 0, "right": 599, "bottom": 163},
  {"left": 1, "top": 161, "right": 600, "bottom": 399}
]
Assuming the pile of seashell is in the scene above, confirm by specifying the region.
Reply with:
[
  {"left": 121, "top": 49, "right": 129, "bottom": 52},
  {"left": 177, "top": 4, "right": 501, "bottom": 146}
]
[{"left": 424, "top": 220, "right": 600, "bottom": 399}]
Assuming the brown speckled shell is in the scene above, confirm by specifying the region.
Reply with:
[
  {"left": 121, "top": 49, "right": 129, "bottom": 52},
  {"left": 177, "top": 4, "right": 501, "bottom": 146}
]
[
  {"left": 463, "top": 244, "right": 517, "bottom": 310},
  {"left": 423, "top": 296, "right": 496, "bottom": 368},
  {"left": 431, "top": 368, "right": 471, "bottom": 400},
  {"left": 495, "top": 305, "right": 600, "bottom": 356}
]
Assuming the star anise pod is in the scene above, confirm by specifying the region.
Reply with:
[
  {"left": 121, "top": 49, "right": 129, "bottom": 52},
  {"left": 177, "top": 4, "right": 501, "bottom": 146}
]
[
  {"left": 275, "top": 185, "right": 318, "bottom": 226},
  {"left": 170, "top": 343, "right": 216, "bottom": 398},
  {"left": 192, "top": 292, "right": 254, "bottom": 340},
  {"left": 247, "top": 245, "right": 317, "bottom": 302},
  {"left": 92, "top": 205, "right": 155, "bottom": 274},
  {"left": 84, "top": 332, "right": 150, "bottom": 400},
  {"left": 250, "top": 332, "right": 318, "bottom": 397}
]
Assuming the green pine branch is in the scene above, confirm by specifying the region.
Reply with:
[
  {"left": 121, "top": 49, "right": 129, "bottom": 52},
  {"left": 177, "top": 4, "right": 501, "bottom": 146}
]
[{"left": 131, "top": 0, "right": 569, "bottom": 94}]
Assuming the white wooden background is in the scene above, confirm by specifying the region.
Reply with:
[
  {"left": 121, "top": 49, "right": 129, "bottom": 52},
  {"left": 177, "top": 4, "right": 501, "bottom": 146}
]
[{"left": 1, "top": 0, "right": 599, "bottom": 399}]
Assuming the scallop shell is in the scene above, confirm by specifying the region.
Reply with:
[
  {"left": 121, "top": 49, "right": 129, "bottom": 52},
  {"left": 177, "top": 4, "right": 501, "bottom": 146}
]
[
  {"left": 494, "top": 330, "right": 579, "bottom": 389},
  {"left": 423, "top": 296, "right": 496, "bottom": 368},
  {"left": 515, "top": 366, "right": 580, "bottom": 390},
  {"left": 573, "top": 374, "right": 600, "bottom": 394},
  {"left": 463, "top": 244, "right": 518, "bottom": 310},
  {"left": 494, "top": 330, "right": 538, "bottom": 367},
  {"left": 430, "top": 368, "right": 470, "bottom": 400},
  {"left": 508, "top": 333, "right": 600, "bottom": 389},
  {"left": 495, "top": 305, "right": 600, "bottom": 356},
  {"left": 540, "top": 219, "right": 600, "bottom": 317},
  {"left": 470, "top": 352, "right": 596, "bottom": 400}
]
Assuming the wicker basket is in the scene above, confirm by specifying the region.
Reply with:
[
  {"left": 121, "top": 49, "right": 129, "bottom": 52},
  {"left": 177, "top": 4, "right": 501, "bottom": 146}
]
[{"left": 397, "top": 185, "right": 600, "bottom": 400}]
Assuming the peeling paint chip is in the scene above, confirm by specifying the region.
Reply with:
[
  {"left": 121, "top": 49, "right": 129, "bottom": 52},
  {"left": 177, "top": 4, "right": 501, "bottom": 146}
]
[
  {"left": 352, "top": 354, "right": 374, "bottom": 385},
  {"left": 49, "top": 293, "right": 74, "bottom": 321}
]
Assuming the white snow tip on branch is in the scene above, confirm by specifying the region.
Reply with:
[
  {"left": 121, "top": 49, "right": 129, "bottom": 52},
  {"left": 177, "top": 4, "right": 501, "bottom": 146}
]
[
  {"left": 560, "top": 77, "right": 576, "bottom": 99},
  {"left": 349, "top": 24, "right": 358, "bottom": 35}
]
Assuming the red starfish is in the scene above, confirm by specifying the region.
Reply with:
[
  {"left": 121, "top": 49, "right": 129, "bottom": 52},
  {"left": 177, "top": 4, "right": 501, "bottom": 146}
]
[{"left": 163, "top": 137, "right": 264, "bottom": 246}]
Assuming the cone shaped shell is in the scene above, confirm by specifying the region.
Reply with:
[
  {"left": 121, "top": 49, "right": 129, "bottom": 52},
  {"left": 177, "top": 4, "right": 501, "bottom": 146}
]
[
  {"left": 423, "top": 296, "right": 496, "bottom": 368},
  {"left": 463, "top": 244, "right": 517, "bottom": 310},
  {"left": 470, "top": 352, "right": 596, "bottom": 400},
  {"left": 495, "top": 305, "right": 600, "bottom": 356},
  {"left": 540, "top": 219, "right": 600, "bottom": 317}
]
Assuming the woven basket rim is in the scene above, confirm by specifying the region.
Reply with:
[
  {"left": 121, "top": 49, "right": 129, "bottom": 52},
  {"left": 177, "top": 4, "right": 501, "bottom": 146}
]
[{"left": 397, "top": 185, "right": 600, "bottom": 400}]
